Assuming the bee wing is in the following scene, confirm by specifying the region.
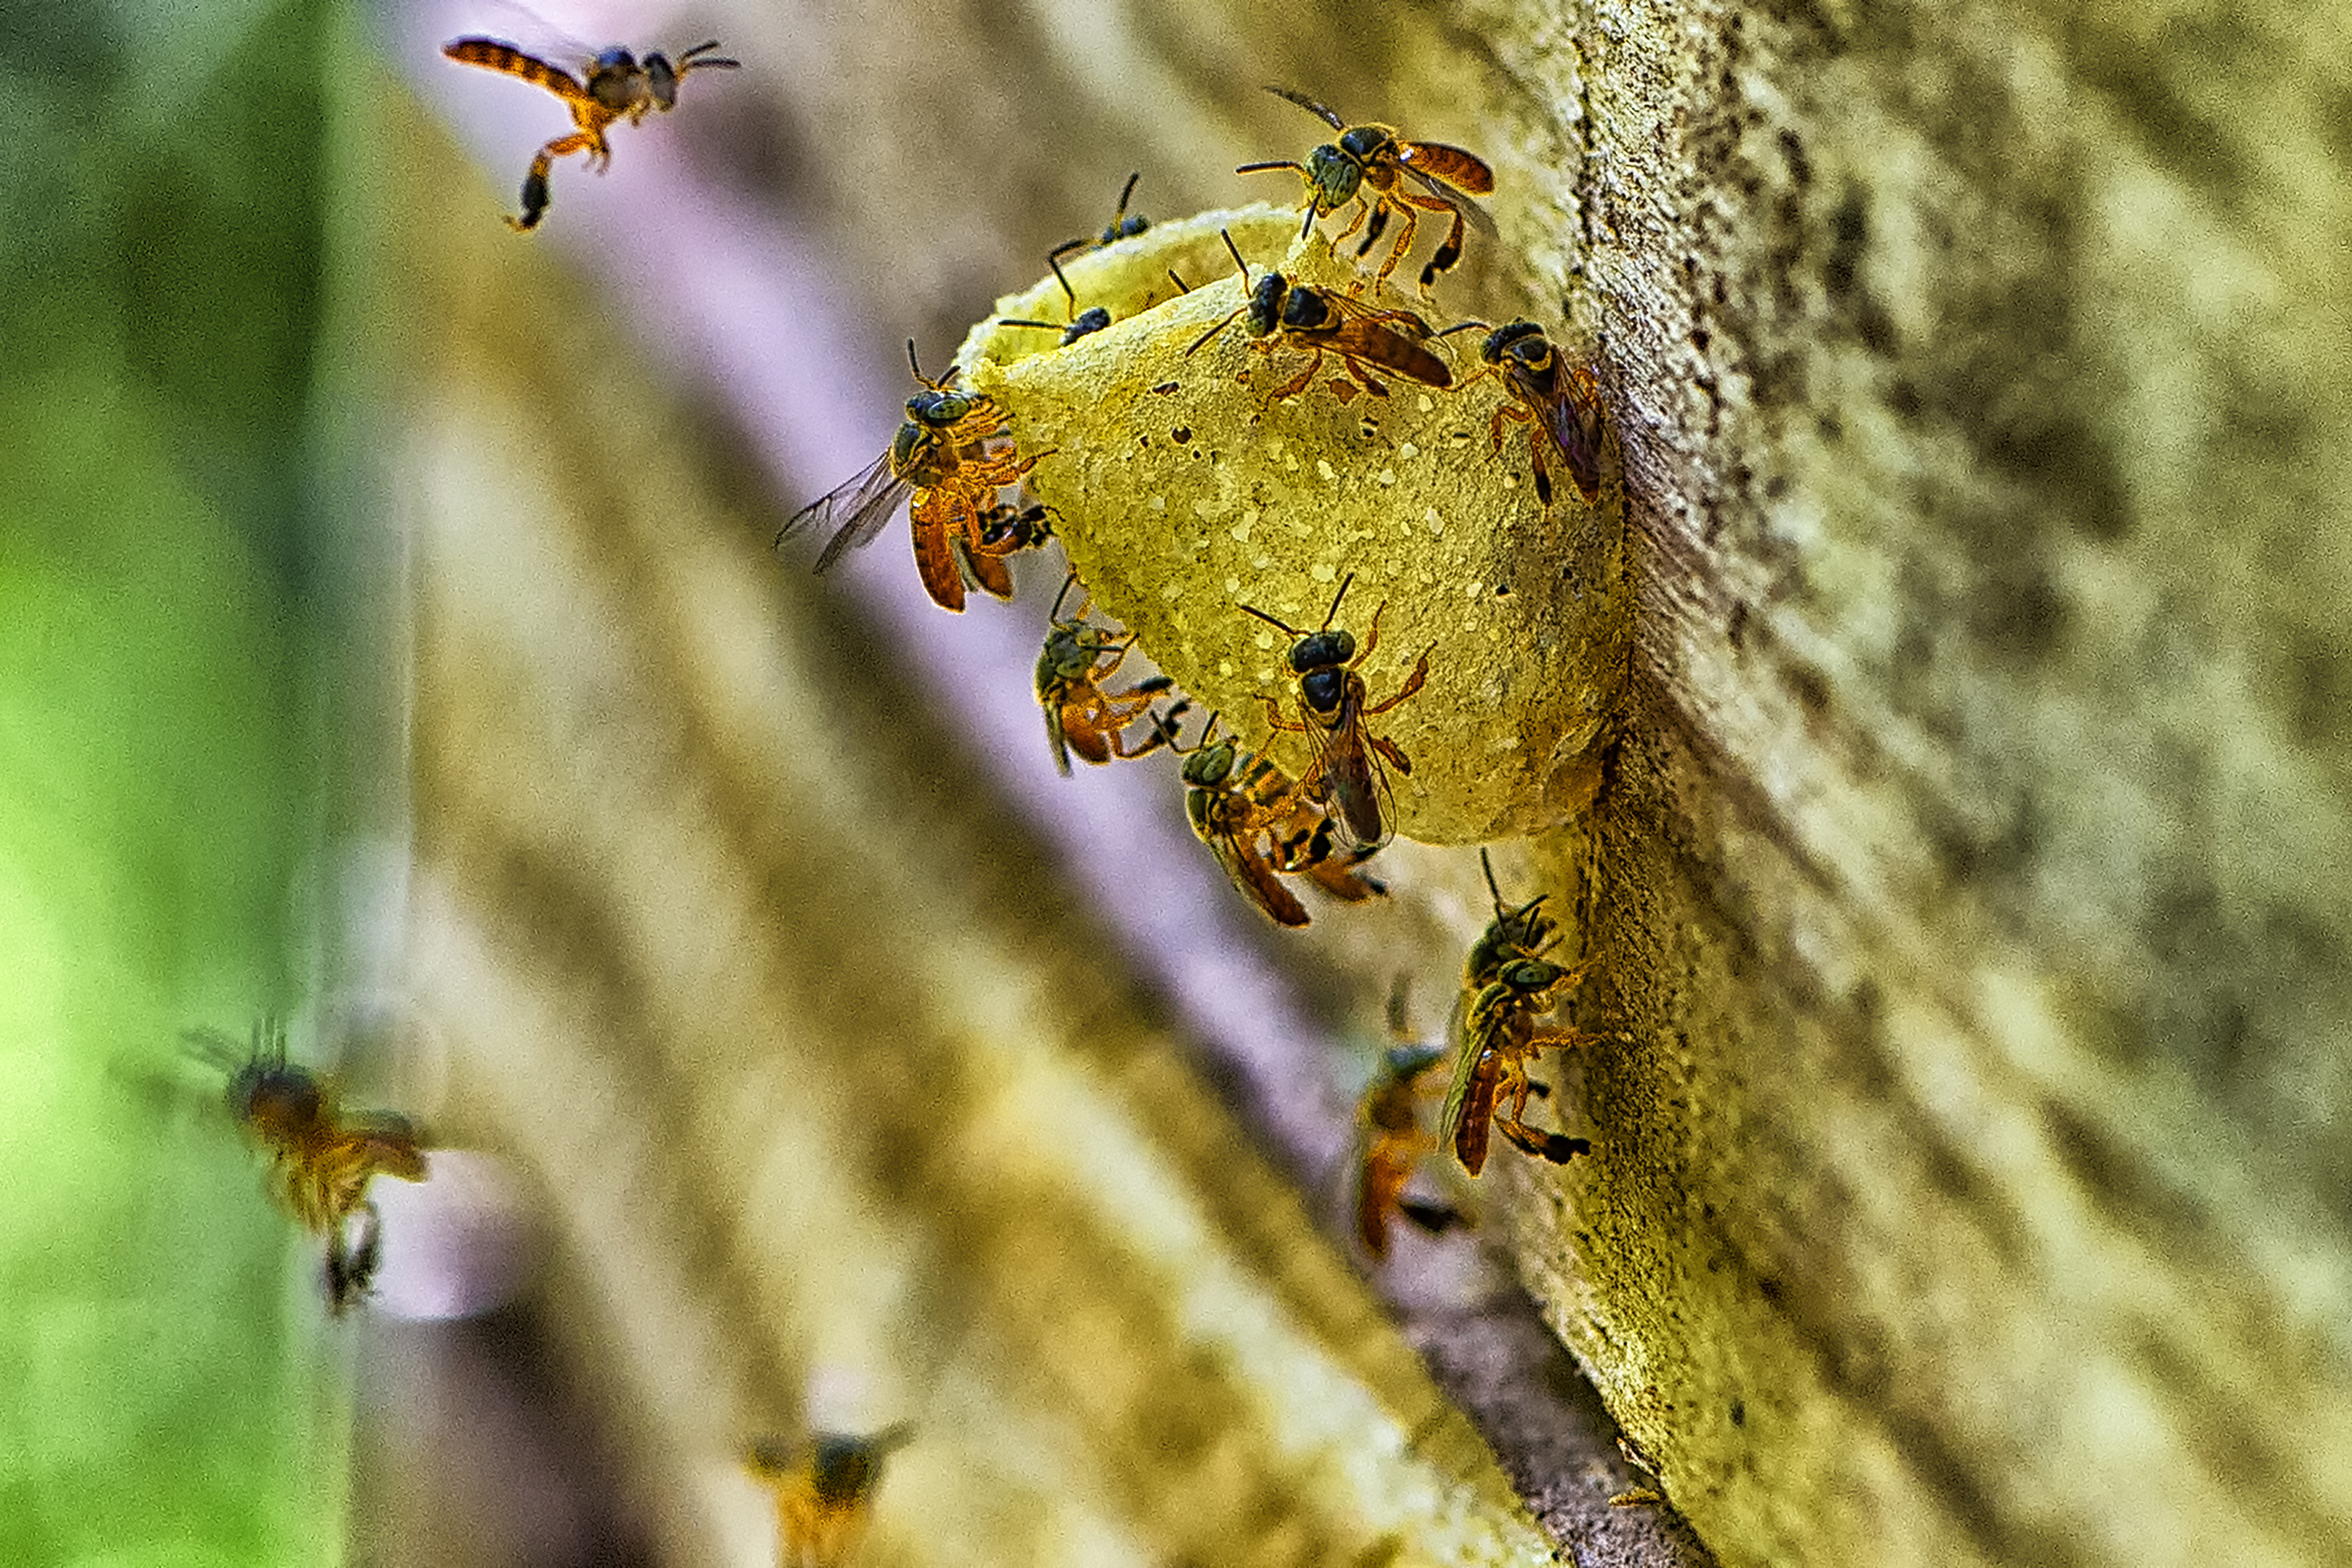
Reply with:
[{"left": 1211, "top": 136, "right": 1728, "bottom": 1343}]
[
  {"left": 1530, "top": 365, "right": 1606, "bottom": 502},
  {"left": 776, "top": 452, "right": 909, "bottom": 572},
  {"left": 460, "top": 0, "right": 603, "bottom": 71},
  {"left": 1436, "top": 990, "right": 1493, "bottom": 1174},
  {"left": 1308, "top": 717, "right": 1394, "bottom": 850},
  {"left": 1204, "top": 827, "right": 1311, "bottom": 927}
]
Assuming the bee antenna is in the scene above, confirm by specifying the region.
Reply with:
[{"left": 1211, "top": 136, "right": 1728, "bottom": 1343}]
[
  {"left": 1261, "top": 85, "right": 1346, "bottom": 133},
  {"left": 1321, "top": 572, "right": 1356, "bottom": 630},
  {"left": 1050, "top": 572, "right": 1082, "bottom": 621},
  {"left": 1218, "top": 227, "right": 1250, "bottom": 288},
  {"left": 1047, "top": 251, "right": 1077, "bottom": 313},
  {"left": 1167, "top": 267, "right": 1191, "bottom": 296},
  {"left": 905, "top": 339, "right": 923, "bottom": 382},
  {"left": 1240, "top": 601, "right": 1305, "bottom": 638},
  {"left": 1438, "top": 317, "right": 1493, "bottom": 339},
  {"left": 1186, "top": 307, "right": 1247, "bottom": 358},
  {"left": 1480, "top": 848, "right": 1506, "bottom": 912},
  {"left": 1114, "top": 170, "right": 1141, "bottom": 220}
]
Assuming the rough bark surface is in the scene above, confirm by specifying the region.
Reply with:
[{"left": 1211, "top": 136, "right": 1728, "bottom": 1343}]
[{"left": 397, "top": 1, "right": 2352, "bottom": 1564}]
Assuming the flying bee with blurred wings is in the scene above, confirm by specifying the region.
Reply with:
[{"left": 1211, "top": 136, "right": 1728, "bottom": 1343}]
[
  {"left": 1241, "top": 573, "right": 1431, "bottom": 851},
  {"left": 442, "top": 30, "right": 738, "bottom": 230},
  {"left": 747, "top": 1425, "right": 914, "bottom": 1568},
  {"left": 187, "top": 1018, "right": 429, "bottom": 1313},
  {"left": 1239, "top": 86, "right": 1496, "bottom": 293},
  {"left": 1034, "top": 576, "right": 1181, "bottom": 774},
  {"left": 1443, "top": 318, "right": 1607, "bottom": 506},
  {"left": 1176, "top": 714, "right": 1385, "bottom": 927},
  {"left": 1188, "top": 230, "right": 1452, "bottom": 401},
  {"left": 777, "top": 343, "right": 1048, "bottom": 612},
  {"left": 1355, "top": 1025, "right": 1468, "bottom": 1260}
]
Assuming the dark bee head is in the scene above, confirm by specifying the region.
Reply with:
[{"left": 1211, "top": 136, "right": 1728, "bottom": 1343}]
[
  {"left": 1036, "top": 622, "right": 1105, "bottom": 689},
  {"left": 1500, "top": 958, "right": 1564, "bottom": 994},
  {"left": 1288, "top": 628, "right": 1356, "bottom": 673},
  {"left": 227, "top": 1058, "right": 323, "bottom": 1142},
  {"left": 1181, "top": 734, "right": 1239, "bottom": 789},
  {"left": 643, "top": 51, "right": 681, "bottom": 109},
  {"left": 1065, "top": 306, "right": 1112, "bottom": 344},
  {"left": 809, "top": 1425, "right": 913, "bottom": 1507},
  {"left": 1243, "top": 271, "right": 1290, "bottom": 338},
  {"left": 1304, "top": 143, "right": 1363, "bottom": 211},
  {"left": 586, "top": 48, "right": 640, "bottom": 111},
  {"left": 906, "top": 387, "right": 976, "bottom": 428},
  {"left": 1109, "top": 215, "right": 1149, "bottom": 242}
]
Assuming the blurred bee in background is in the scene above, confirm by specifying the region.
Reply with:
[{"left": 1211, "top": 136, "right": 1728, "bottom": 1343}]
[
  {"left": 747, "top": 1424, "right": 915, "bottom": 1568},
  {"left": 1176, "top": 714, "right": 1384, "bottom": 927},
  {"left": 776, "top": 343, "right": 1047, "bottom": 613},
  {"left": 1241, "top": 573, "right": 1430, "bottom": 850},
  {"left": 1442, "top": 318, "right": 1607, "bottom": 506},
  {"left": 1034, "top": 575, "right": 1182, "bottom": 774},
  {"left": 1354, "top": 984, "right": 1468, "bottom": 1258},
  {"left": 442, "top": 34, "right": 739, "bottom": 230},
  {"left": 1188, "top": 231, "right": 1453, "bottom": 401},
  {"left": 1238, "top": 87, "right": 1495, "bottom": 293},
  {"left": 1049, "top": 170, "right": 1151, "bottom": 257},
  {"left": 186, "top": 1018, "right": 429, "bottom": 1313}
]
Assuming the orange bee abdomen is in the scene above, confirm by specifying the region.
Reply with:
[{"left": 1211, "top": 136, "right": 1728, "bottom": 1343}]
[{"left": 441, "top": 38, "right": 586, "bottom": 101}]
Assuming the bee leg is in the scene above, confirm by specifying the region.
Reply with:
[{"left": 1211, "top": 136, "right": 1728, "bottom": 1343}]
[
  {"left": 1332, "top": 198, "right": 1370, "bottom": 249},
  {"left": 1343, "top": 358, "right": 1391, "bottom": 398},
  {"left": 1265, "top": 350, "right": 1321, "bottom": 402},
  {"left": 1419, "top": 207, "right": 1470, "bottom": 294},
  {"left": 1376, "top": 203, "right": 1421, "bottom": 293},
  {"left": 1526, "top": 430, "right": 1554, "bottom": 508},
  {"left": 1355, "top": 199, "right": 1391, "bottom": 260},
  {"left": 325, "top": 1201, "right": 385, "bottom": 1315}
]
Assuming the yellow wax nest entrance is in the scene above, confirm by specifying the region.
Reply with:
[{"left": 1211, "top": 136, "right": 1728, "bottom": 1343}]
[{"left": 956, "top": 205, "right": 1632, "bottom": 845}]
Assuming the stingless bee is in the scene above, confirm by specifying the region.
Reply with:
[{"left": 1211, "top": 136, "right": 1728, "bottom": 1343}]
[
  {"left": 776, "top": 342, "right": 1047, "bottom": 613},
  {"left": 1048, "top": 171, "right": 1151, "bottom": 259},
  {"left": 187, "top": 1018, "right": 428, "bottom": 1313},
  {"left": 999, "top": 252, "right": 1115, "bottom": 348},
  {"left": 1177, "top": 715, "right": 1384, "bottom": 927},
  {"left": 442, "top": 34, "right": 738, "bottom": 231},
  {"left": 1442, "top": 318, "right": 1607, "bottom": 506},
  {"left": 1035, "top": 576, "right": 1181, "bottom": 775},
  {"left": 1238, "top": 86, "right": 1496, "bottom": 293},
  {"left": 1187, "top": 231, "right": 1453, "bottom": 401},
  {"left": 1240, "top": 573, "right": 1430, "bottom": 850},
  {"left": 1461, "top": 848, "right": 1559, "bottom": 990},
  {"left": 1356, "top": 1037, "right": 1468, "bottom": 1260},
  {"left": 1438, "top": 956, "right": 1598, "bottom": 1176},
  {"left": 747, "top": 1424, "right": 914, "bottom": 1568}
]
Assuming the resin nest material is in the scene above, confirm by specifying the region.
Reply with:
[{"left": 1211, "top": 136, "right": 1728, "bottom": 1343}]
[{"left": 957, "top": 205, "right": 1630, "bottom": 844}]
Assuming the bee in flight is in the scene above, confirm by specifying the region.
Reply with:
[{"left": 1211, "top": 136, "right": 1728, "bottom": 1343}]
[
  {"left": 1443, "top": 318, "right": 1606, "bottom": 506},
  {"left": 442, "top": 34, "right": 738, "bottom": 230},
  {"left": 1241, "top": 573, "right": 1430, "bottom": 851},
  {"left": 746, "top": 1424, "right": 914, "bottom": 1568},
  {"left": 1176, "top": 714, "right": 1385, "bottom": 927},
  {"left": 1239, "top": 86, "right": 1496, "bottom": 293},
  {"left": 187, "top": 1018, "right": 428, "bottom": 1313},
  {"left": 1355, "top": 1029, "right": 1468, "bottom": 1261},
  {"left": 1187, "top": 230, "right": 1452, "bottom": 401},
  {"left": 776, "top": 342, "right": 1047, "bottom": 613},
  {"left": 1034, "top": 576, "right": 1182, "bottom": 774},
  {"left": 1439, "top": 858, "right": 1613, "bottom": 1176}
]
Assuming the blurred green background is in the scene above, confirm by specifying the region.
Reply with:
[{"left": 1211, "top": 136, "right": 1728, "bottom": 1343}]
[{"left": 0, "top": 0, "right": 358, "bottom": 1559}]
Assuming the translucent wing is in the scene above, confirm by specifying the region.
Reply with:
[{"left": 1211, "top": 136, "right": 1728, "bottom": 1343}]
[
  {"left": 1204, "top": 826, "right": 1310, "bottom": 927},
  {"left": 775, "top": 450, "right": 910, "bottom": 573}
]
